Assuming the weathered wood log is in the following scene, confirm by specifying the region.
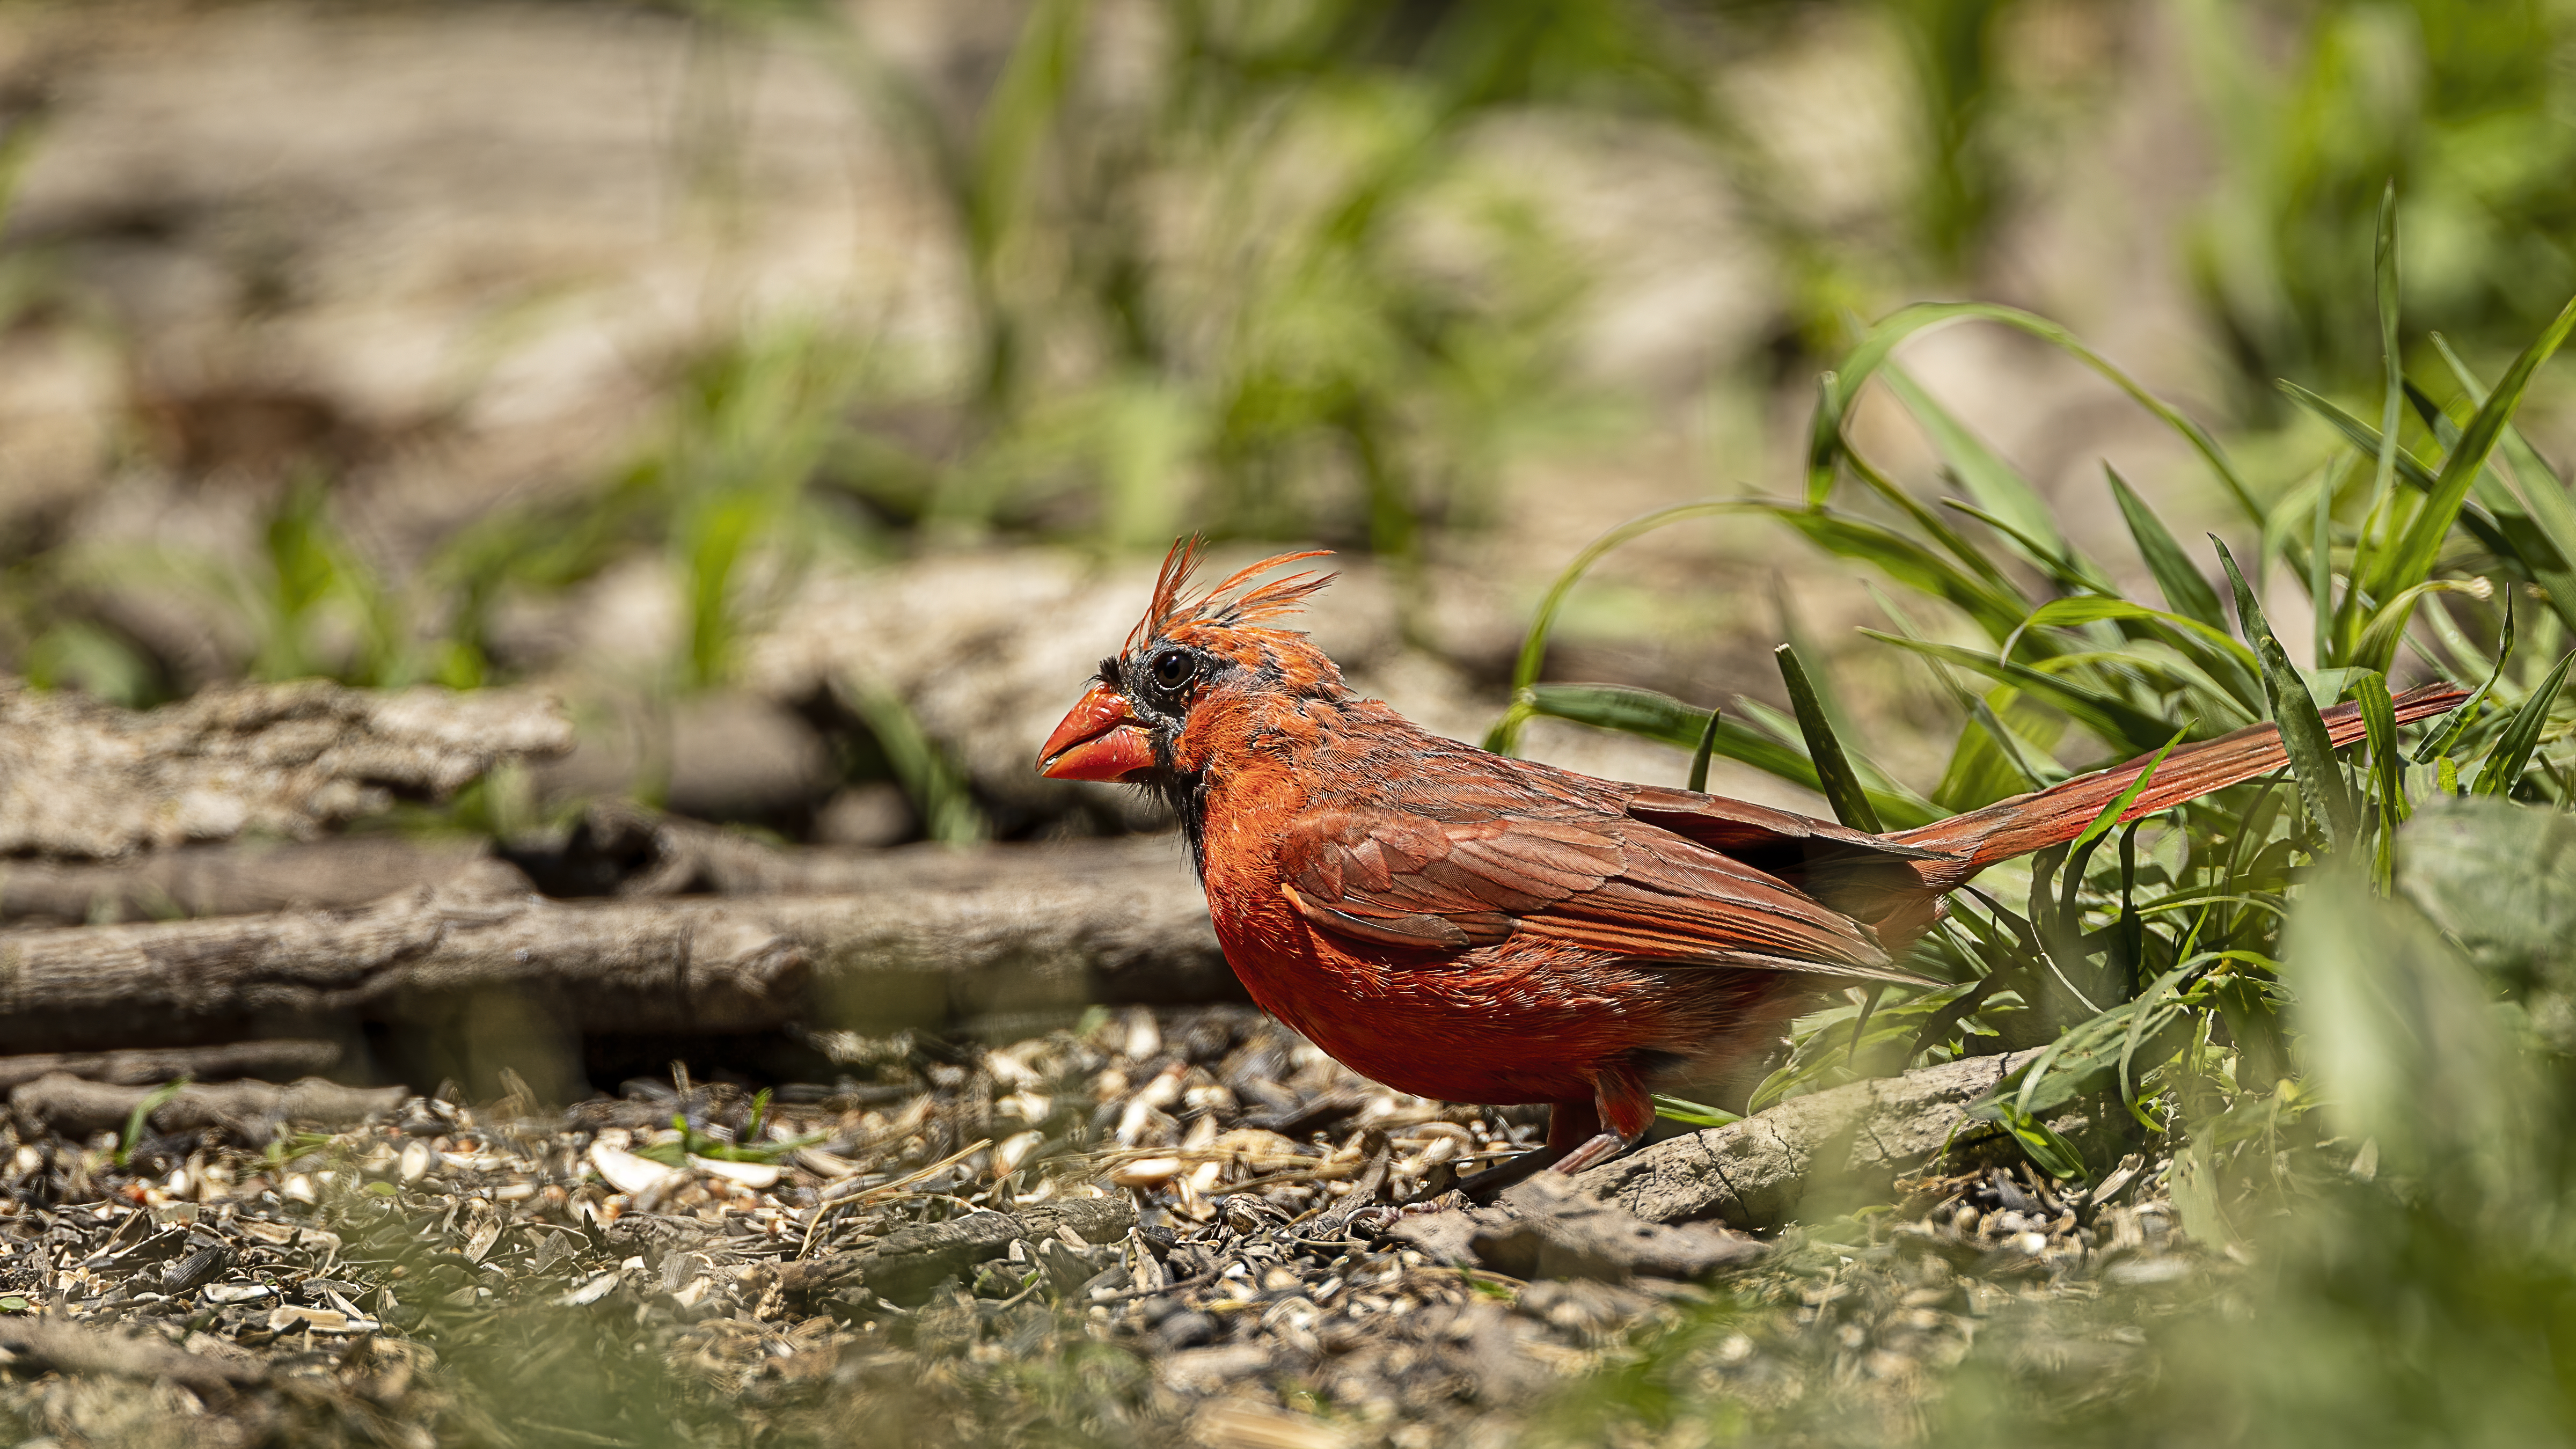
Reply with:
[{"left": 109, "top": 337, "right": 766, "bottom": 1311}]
[
  {"left": 1572, "top": 1049, "right": 2048, "bottom": 1228},
  {"left": 0, "top": 837, "right": 494, "bottom": 925},
  {"left": 9, "top": 1073, "right": 408, "bottom": 1140},
  {"left": 0, "top": 799, "right": 1194, "bottom": 924},
  {"left": 1388, "top": 1173, "right": 1763, "bottom": 1282},
  {"left": 0, "top": 677, "right": 571, "bottom": 860},
  {"left": 0, "top": 1041, "right": 341, "bottom": 1091},
  {"left": 521, "top": 799, "right": 1199, "bottom": 901},
  {"left": 0, "top": 841, "right": 1234, "bottom": 1052}
]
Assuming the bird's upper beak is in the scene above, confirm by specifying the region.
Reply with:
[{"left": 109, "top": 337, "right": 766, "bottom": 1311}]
[{"left": 1037, "top": 682, "right": 1156, "bottom": 781}]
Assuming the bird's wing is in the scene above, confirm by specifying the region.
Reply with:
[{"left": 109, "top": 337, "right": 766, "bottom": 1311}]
[
  {"left": 1618, "top": 785, "right": 1960, "bottom": 933},
  {"left": 1277, "top": 807, "right": 1935, "bottom": 986}
]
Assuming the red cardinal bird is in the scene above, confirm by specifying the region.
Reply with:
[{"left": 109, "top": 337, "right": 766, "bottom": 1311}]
[{"left": 1038, "top": 540, "right": 2465, "bottom": 1174}]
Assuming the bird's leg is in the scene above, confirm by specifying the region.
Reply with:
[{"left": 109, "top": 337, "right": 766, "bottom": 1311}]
[
  {"left": 1457, "top": 1065, "right": 1660, "bottom": 1202},
  {"left": 1547, "top": 1132, "right": 1631, "bottom": 1175},
  {"left": 1547, "top": 1063, "right": 1656, "bottom": 1176},
  {"left": 1447, "top": 1101, "right": 1594, "bottom": 1204}
]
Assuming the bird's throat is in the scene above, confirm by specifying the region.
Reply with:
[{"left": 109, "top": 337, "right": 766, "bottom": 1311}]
[{"left": 1147, "top": 768, "right": 1214, "bottom": 880}]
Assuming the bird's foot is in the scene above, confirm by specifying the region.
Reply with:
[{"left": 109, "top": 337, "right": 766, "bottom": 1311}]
[
  {"left": 1337, "top": 1198, "right": 1467, "bottom": 1235},
  {"left": 1448, "top": 1146, "right": 1562, "bottom": 1204},
  {"left": 1547, "top": 1131, "right": 1630, "bottom": 1176}
]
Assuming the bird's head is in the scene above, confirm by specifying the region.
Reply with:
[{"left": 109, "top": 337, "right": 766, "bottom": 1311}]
[{"left": 1036, "top": 538, "right": 1343, "bottom": 791}]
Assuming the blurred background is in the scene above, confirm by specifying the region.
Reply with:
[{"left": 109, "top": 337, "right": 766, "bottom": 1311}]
[{"left": 2, "top": 0, "right": 2571, "bottom": 839}]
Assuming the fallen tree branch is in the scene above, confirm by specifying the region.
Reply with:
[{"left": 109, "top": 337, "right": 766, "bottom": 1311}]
[
  {"left": 0, "top": 677, "right": 570, "bottom": 860},
  {"left": 1391, "top": 1173, "right": 1764, "bottom": 1282},
  {"left": 1, "top": 801, "right": 1193, "bottom": 924},
  {"left": 1572, "top": 1049, "right": 2052, "bottom": 1228},
  {"left": 0, "top": 843, "right": 1234, "bottom": 1051},
  {"left": 0, "top": 837, "right": 494, "bottom": 925},
  {"left": 513, "top": 800, "right": 1191, "bottom": 901},
  {"left": 0, "top": 1041, "right": 341, "bottom": 1091},
  {"left": 8, "top": 1073, "right": 407, "bottom": 1141}
]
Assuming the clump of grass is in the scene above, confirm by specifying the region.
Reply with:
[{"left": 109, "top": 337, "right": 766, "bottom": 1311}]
[{"left": 1512, "top": 196, "right": 2576, "bottom": 1443}]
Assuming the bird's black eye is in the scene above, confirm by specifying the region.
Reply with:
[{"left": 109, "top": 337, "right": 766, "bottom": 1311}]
[{"left": 1150, "top": 649, "right": 1196, "bottom": 691}]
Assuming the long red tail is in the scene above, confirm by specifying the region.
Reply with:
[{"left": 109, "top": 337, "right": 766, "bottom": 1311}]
[{"left": 1890, "top": 681, "right": 2469, "bottom": 884}]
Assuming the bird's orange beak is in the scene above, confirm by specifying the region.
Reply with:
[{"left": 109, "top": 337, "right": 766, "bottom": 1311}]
[{"left": 1037, "top": 682, "right": 1157, "bottom": 781}]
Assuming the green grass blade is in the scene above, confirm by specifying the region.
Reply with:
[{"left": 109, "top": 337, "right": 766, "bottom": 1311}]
[
  {"left": 1804, "top": 370, "right": 1845, "bottom": 506},
  {"left": 2069, "top": 728, "right": 2186, "bottom": 862},
  {"left": 2286, "top": 380, "right": 2537, "bottom": 598},
  {"left": 1492, "top": 500, "right": 1744, "bottom": 753},
  {"left": 1937, "top": 499, "right": 2110, "bottom": 595},
  {"left": 845, "top": 678, "right": 988, "bottom": 846},
  {"left": 1883, "top": 364, "right": 2072, "bottom": 569},
  {"left": 2414, "top": 597, "right": 2515, "bottom": 763},
  {"left": 2404, "top": 375, "right": 2566, "bottom": 526},
  {"left": 1776, "top": 643, "right": 1883, "bottom": 832},
  {"left": 2348, "top": 669, "right": 2403, "bottom": 888},
  {"left": 1773, "top": 576, "right": 1864, "bottom": 745},
  {"left": 1688, "top": 694, "right": 1928, "bottom": 815},
  {"left": 2058, "top": 729, "right": 2185, "bottom": 946},
  {"left": 1859, "top": 631, "right": 2188, "bottom": 755},
  {"left": 2354, "top": 580, "right": 2495, "bottom": 669},
  {"left": 1819, "top": 301, "right": 2260, "bottom": 519},
  {"left": 2008, "top": 595, "right": 2263, "bottom": 718},
  {"left": 1841, "top": 449, "right": 2030, "bottom": 601},
  {"left": 1989, "top": 1101, "right": 2091, "bottom": 1182},
  {"left": 1872, "top": 587, "right": 2062, "bottom": 804},
  {"left": 1758, "top": 506, "right": 2030, "bottom": 643},
  {"left": 1687, "top": 706, "right": 1721, "bottom": 793},
  {"left": 2278, "top": 381, "right": 2438, "bottom": 492},
  {"left": 2371, "top": 182, "right": 2405, "bottom": 553},
  {"left": 2349, "top": 670, "right": 2403, "bottom": 822},
  {"left": 118, "top": 1078, "right": 191, "bottom": 1168},
  {"left": 2372, "top": 291, "right": 2576, "bottom": 622},
  {"left": 2417, "top": 346, "right": 2576, "bottom": 639},
  {"left": 2311, "top": 452, "right": 2335, "bottom": 665},
  {"left": 1523, "top": 683, "right": 1939, "bottom": 827},
  {"left": 2434, "top": 331, "right": 2571, "bottom": 496},
  {"left": 1967, "top": 696, "right": 2058, "bottom": 787},
  {"left": 2119, "top": 958, "right": 2215, "bottom": 1122},
  {"left": 2106, "top": 464, "right": 2227, "bottom": 631},
  {"left": 1651, "top": 1094, "right": 1740, "bottom": 1129},
  {"left": 2213, "top": 536, "right": 2358, "bottom": 847},
  {"left": 2470, "top": 648, "right": 2573, "bottom": 797}
]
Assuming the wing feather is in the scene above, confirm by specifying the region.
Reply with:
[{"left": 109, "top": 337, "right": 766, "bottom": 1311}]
[{"left": 1277, "top": 804, "right": 1937, "bottom": 987}]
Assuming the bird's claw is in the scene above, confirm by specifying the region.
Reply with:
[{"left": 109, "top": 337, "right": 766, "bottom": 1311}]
[{"left": 1548, "top": 1130, "right": 1632, "bottom": 1176}]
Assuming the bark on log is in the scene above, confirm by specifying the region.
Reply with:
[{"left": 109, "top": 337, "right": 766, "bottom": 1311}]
[
  {"left": 0, "top": 1041, "right": 341, "bottom": 1091},
  {"left": 0, "top": 800, "right": 1192, "bottom": 924},
  {"left": 9, "top": 1073, "right": 408, "bottom": 1140},
  {"left": 1388, "top": 1174, "right": 1763, "bottom": 1282},
  {"left": 0, "top": 842, "right": 1234, "bottom": 1052},
  {"left": 1572, "top": 1050, "right": 2048, "bottom": 1228},
  {"left": 0, "top": 837, "right": 494, "bottom": 925},
  {"left": 517, "top": 800, "right": 1201, "bottom": 902},
  {"left": 0, "top": 677, "right": 570, "bottom": 859}
]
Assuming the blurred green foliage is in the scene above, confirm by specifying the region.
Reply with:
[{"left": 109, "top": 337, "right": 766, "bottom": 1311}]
[
  {"left": 807, "top": 0, "right": 1709, "bottom": 576},
  {"left": 9, "top": 0, "right": 2576, "bottom": 707},
  {"left": 2182, "top": 0, "right": 2576, "bottom": 399}
]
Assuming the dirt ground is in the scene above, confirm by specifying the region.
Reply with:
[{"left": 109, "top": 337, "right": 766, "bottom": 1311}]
[{"left": 0, "top": 1002, "right": 2191, "bottom": 1449}]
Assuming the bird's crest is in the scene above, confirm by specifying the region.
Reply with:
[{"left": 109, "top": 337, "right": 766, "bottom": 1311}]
[{"left": 1128, "top": 537, "right": 1336, "bottom": 652}]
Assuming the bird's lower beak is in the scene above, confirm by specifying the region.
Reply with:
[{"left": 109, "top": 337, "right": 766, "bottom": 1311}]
[{"left": 1037, "top": 683, "right": 1156, "bottom": 781}]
